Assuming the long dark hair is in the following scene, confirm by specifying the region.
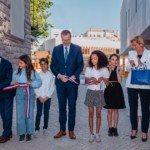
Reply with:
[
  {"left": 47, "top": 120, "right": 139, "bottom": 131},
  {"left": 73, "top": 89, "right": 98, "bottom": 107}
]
[
  {"left": 109, "top": 53, "right": 119, "bottom": 61},
  {"left": 88, "top": 50, "right": 108, "bottom": 69},
  {"left": 17, "top": 55, "right": 35, "bottom": 81}
]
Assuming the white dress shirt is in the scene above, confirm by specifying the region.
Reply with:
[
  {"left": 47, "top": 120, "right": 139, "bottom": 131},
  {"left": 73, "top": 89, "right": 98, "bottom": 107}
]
[
  {"left": 35, "top": 71, "right": 55, "bottom": 98},
  {"left": 85, "top": 67, "right": 110, "bottom": 91},
  {"left": 63, "top": 45, "right": 70, "bottom": 57},
  {"left": 125, "top": 48, "right": 150, "bottom": 89},
  {"left": 57, "top": 45, "right": 71, "bottom": 79}
]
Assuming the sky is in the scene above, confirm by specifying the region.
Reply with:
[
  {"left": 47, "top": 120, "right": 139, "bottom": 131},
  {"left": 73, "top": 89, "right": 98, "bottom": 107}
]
[{"left": 47, "top": 0, "right": 123, "bottom": 35}]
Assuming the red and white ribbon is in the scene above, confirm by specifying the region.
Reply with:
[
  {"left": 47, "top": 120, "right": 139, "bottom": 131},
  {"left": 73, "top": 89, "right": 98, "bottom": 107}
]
[
  {"left": 3, "top": 83, "right": 31, "bottom": 118},
  {"left": 66, "top": 76, "right": 101, "bottom": 86}
]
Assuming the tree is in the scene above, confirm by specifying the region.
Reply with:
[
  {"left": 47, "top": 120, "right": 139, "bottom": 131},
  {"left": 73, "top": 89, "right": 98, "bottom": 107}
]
[{"left": 30, "top": 0, "right": 53, "bottom": 38}]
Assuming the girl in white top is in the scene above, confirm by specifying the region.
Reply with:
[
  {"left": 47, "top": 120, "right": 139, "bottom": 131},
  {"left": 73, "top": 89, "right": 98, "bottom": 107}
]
[
  {"left": 84, "top": 50, "right": 109, "bottom": 142},
  {"left": 34, "top": 58, "right": 55, "bottom": 137}
]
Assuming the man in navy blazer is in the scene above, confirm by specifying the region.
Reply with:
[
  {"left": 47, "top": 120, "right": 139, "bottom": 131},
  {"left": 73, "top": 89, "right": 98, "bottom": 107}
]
[
  {"left": 50, "top": 30, "right": 84, "bottom": 139},
  {"left": 0, "top": 56, "right": 13, "bottom": 143}
]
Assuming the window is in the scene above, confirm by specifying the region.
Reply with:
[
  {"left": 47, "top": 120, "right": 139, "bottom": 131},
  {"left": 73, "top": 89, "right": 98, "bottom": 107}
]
[
  {"left": 116, "top": 49, "right": 119, "bottom": 54},
  {"left": 128, "top": 9, "right": 130, "bottom": 27},
  {"left": 135, "top": 0, "right": 138, "bottom": 13},
  {"left": 126, "top": 11, "right": 127, "bottom": 27},
  {"left": 82, "top": 49, "right": 84, "bottom": 54},
  {"left": 54, "top": 34, "right": 58, "bottom": 37},
  {"left": 10, "top": 0, "right": 24, "bottom": 39}
]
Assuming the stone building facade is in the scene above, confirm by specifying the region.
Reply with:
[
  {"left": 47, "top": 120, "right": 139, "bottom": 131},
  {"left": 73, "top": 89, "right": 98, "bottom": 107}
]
[
  {"left": 0, "top": 0, "right": 31, "bottom": 69},
  {"left": 120, "top": 0, "right": 150, "bottom": 75}
]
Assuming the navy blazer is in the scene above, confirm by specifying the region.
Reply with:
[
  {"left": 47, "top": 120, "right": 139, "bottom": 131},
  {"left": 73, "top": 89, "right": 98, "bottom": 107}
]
[
  {"left": 50, "top": 43, "right": 84, "bottom": 87},
  {"left": 0, "top": 57, "right": 13, "bottom": 98}
]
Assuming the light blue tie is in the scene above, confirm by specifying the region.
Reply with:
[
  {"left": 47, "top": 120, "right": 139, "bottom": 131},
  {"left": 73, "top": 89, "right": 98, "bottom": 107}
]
[{"left": 64, "top": 47, "right": 68, "bottom": 62}]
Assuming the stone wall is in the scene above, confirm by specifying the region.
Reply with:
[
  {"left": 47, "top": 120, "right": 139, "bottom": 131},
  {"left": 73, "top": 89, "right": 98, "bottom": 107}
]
[{"left": 0, "top": 0, "right": 31, "bottom": 69}]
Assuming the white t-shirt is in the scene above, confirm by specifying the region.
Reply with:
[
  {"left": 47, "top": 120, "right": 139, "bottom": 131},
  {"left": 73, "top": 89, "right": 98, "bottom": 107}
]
[
  {"left": 85, "top": 67, "right": 110, "bottom": 91},
  {"left": 35, "top": 71, "right": 55, "bottom": 98}
]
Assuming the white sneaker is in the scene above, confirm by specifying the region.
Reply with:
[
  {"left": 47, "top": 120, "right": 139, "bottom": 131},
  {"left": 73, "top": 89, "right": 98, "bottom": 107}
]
[
  {"left": 95, "top": 133, "right": 101, "bottom": 142},
  {"left": 43, "top": 129, "right": 49, "bottom": 136},
  {"left": 89, "top": 134, "right": 95, "bottom": 143},
  {"left": 34, "top": 130, "right": 39, "bottom": 138}
]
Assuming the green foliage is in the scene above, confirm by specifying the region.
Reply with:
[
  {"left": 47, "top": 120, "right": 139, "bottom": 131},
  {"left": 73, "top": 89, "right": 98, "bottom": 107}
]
[{"left": 30, "top": 0, "right": 53, "bottom": 38}]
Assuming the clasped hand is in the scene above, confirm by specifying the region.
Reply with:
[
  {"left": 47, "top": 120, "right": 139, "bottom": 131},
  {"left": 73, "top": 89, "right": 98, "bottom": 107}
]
[
  {"left": 59, "top": 74, "right": 76, "bottom": 83},
  {"left": 38, "top": 96, "right": 49, "bottom": 103},
  {"left": 129, "top": 56, "right": 143, "bottom": 66},
  {"left": 90, "top": 77, "right": 103, "bottom": 84}
]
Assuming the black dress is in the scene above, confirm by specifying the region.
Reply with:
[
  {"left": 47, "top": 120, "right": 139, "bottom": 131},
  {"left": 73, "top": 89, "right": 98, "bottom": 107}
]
[{"left": 104, "top": 67, "right": 125, "bottom": 109}]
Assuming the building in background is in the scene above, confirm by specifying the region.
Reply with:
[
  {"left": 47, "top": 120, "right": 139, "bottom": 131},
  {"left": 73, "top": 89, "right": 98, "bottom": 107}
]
[
  {"left": 50, "top": 28, "right": 72, "bottom": 39},
  {"left": 121, "top": 0, "right": 150, "bottom": 74},
  {"left": 0, "top": 0, "right": 31, "bottom": 68},
  {"left": 38, "top": 29, "right": 120, "bottom": 71},
  {"left": 32, "top": 51, "right": 51, "bottom": 72}
]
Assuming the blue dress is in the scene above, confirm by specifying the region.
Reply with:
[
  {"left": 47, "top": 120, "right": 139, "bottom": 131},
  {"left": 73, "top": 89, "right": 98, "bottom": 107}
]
[{"left": 12, "top": 68, "right": 42, "bottom": 135}]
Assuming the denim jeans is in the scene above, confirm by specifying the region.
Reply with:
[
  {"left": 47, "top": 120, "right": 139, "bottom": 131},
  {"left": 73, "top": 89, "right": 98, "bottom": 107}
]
[
  {"left": 16, "top": 88, "right": 35, "bottom": 135},
  {"left": 35, "top": 98, "right": 51, "bottom": 131}
]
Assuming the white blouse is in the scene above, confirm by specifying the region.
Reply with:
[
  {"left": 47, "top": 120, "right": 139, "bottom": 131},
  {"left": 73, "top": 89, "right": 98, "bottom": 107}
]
[
  {"left": 125, "top": 48, "right": 150, "bottom": 89},
  {"left": 85, "top": 67, "right": 109, "bottom": 91},
  {"left": 35, "top": 71, "right": 55, "bottom": 98}
]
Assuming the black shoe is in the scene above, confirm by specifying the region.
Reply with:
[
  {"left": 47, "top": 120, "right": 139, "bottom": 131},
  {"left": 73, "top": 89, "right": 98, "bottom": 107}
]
[
  {"left": 113, "top": 128, "right": 119, "bottom": 136},
  {"left": 141, "top": 138, "right": 148, "bottom": 142},
  {"left": 108, "top": 127, "right": 114, "bottom": 136},
  {"left": 130, "top": 131, "right": 137, "bottom": 139},
  {"left": 19, "top": 134, "right": 25, "bottom": 142},
  {"left": 141, "top": 133, "right": 148, "bottom": 142},
  {"left": 26, "top": 134, "right": 31, "bottom": 141},
  {"left": 9, "top": 133, "right": 13, "bottom": 139},
  {"left": 130, "top": 135, "right": 136, "bottom": 139},
  {"left": 130, "top": 135, "right": 136, "bottom": 140}
]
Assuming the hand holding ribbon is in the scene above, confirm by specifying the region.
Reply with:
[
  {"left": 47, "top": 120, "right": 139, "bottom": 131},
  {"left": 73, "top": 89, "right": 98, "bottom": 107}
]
[{"left": 3, "top": 83, "right": 31, "bottom": 118}]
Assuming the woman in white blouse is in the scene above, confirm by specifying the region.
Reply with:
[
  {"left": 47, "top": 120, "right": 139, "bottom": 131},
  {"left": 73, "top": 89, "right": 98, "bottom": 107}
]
[{"left": 126, "top": 36, "right": 150, "bottom": 142}]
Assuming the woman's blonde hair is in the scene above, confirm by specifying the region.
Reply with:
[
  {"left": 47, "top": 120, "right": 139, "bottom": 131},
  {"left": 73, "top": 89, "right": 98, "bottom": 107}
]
[{"left": 130, "top": 36, "right": 145, "bottom": 47}]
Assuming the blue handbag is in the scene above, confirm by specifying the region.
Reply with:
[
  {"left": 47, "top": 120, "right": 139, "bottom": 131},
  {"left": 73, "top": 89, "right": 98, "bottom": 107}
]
[{"left": 131, "top": 64, "right": 150, "bottom": 85}]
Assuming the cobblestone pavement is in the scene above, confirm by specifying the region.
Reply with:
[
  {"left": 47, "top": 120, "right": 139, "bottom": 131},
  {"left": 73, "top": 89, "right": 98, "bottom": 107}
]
[{"left": 0, "top": 79, "right": 150, "bottom": 150}]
